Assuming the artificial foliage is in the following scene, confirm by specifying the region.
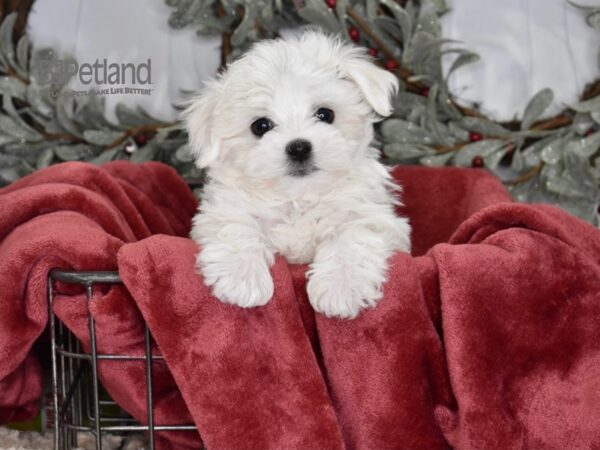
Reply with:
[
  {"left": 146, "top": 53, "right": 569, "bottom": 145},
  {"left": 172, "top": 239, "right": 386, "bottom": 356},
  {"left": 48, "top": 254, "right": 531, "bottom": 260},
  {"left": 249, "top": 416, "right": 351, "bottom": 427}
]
[{"left": 0, "top": 1, "right": 599, "bottom": 226}]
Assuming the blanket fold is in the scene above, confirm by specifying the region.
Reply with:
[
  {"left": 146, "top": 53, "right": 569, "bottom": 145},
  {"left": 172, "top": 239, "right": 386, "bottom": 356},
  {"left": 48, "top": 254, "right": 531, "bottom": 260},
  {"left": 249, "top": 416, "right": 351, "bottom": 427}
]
[
  {"left": 1, "top": 161, "right": 600, "bottom": 450},
  {"left": 0, "top": 161, "right": 200, "bottom": 448}
]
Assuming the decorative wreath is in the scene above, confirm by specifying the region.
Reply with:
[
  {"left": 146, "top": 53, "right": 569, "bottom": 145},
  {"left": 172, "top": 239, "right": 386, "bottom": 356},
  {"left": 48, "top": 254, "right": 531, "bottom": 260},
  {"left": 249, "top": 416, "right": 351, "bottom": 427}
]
[{"left": 0, "top": 0, "right": 598, "bottom": 225}]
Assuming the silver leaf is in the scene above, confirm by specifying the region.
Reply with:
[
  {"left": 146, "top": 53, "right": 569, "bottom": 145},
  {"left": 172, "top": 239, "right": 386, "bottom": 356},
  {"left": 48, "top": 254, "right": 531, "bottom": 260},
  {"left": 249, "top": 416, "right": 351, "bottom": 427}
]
[
  {"left": 175, "top": 144, "right": 195, "bottom": 162},
  {"left": 55, "top": 144, "right": 98, "bottom": 161},
  {"left": 545, "top": 172, "right": 587, "bottom": 199},
  {"left": 415, "top": 1, "right": 441, "bottom": 37},
  {"left": 0, "top": 154, "right": 34, "bottom": 185},
  {"left": 445, "top": 51, "right": 479, "bottom": 82},
  {"left": 384, "top": 143, "right": 431, "bottom": 160},
  {"left": 0, "top": 132, "right": 14, "bottom": 146},
  {"left": 572, "top": 112, "right": 594, "bottom": 135},
  {"left": 484, "top": 145, "right": 510, "bottom": 170},
  {"left": 540, "top": 139, "right": 564, "bottom": 165},
  {"left": 131, "top": 144, "right": 157, "bottom": 163},
  {"left": 83, "top": 129, "right": 122, "bottom": 146},
  {"left": 564, "top": 131, "right": 600, "bottom": 158},
  {"left": 420, "top": 151, "right": 453, "bottom": 166},
  {"left": 461, "top": 117, "right": 512, "bottom": 138},
  {"left": 563, "top": 152, "right": 599, "bottom": 195},
  {"left": 352, "top": 5, "right": 400, "bottom": 57},
  {"left": 453, "top": 139, "right": 505, "bottom": 166},
  {"left": 154, "top": 139, "right": 180, "bottom": 152},
  {"left": 36, "top": 148, "right": 55, "bottom": 169},
  {"left": 231, "top": 4, "right": 257, "bottom": 46},
  {"left": 520, "top": 135, "right": 555, "bottom": 169},
  {"left": 0, "top": 13, "right": 17, "bottom": 67},
  {"left": 220, "top": 0, "right": 236, "bottom": 14},
  {"left": 587, "top": 10, "right": 600, "bottom": 29},
  {"left": 335, "top": 0, "right": 349, "bottom": 24},
  {"left": 509, "top": 177, "right": 537, "bottom": 203},
  {"left": 381, "top": 118, "right": 437, "bottom": 145},
  {"left": 366, "top": 0, "right": 378, "bottom": 19},
  {"left": 566, "top": 1, "right": 600, "bottom": 13},
  {"left": 448, "top": 121, "right": 470, "bottom": 141},
  {"left": 511, "top": 146, "right": 524, "bottom": 172},
  {"left": 0, "top": 114, "right": 42, "bottom": 142},
  {"left": 375, "top": 17, "right": 404, "bottom": 42},
  {"left": 379, "top": 0, "right": 412, "bottom": 44},
  {"left": 2, "top": 94, "right": 43, "bottom": 141},
  {"left": 571, "top": 95, "right": 600, "bottom": 113},
  {"left": 429, "top": 0, "right": 449, "bottom": 14},
  {"left": 115, "top": 104, "right": 149, "bottom": 127},
  {"left": 392, "top": 92, "right": 427, "bottom": 117},
  {"left": 426, "top": 84, "right": 452, "bottom": 146},
  {"left": 298, "top": 0, "right": 342, "bottom": 33},
  {"left": 0, "top": 76, "right": 26, "bottom": 99},
  {"left": 437, "top": 87, "right": 463, "bottom": 121},
  {"left": 56, "top": 92, "right": 83, "bottom": 137},
  {"left": 76, "top": 98, "right": 118, "bottom": 131},
  {"left": 521, "top": 88, "right": 554, "bottom": 130},
  {"left": 26, "top": 83, "right": 54, "bottom": 118},
  {"left": 403, "top": 31, "right": 435, "bottom": 67},
  {"left": 42, "top": 117, "right": 67, "bottom": 135},
  {"left": 16, "top": 34, "right": 29, "bottom": 73},
  {"left": 168, "top": 0, "right": 199, "bottom": 29},
  {"left": 91, "top": 148, "right": 119, "bottom": 165}
]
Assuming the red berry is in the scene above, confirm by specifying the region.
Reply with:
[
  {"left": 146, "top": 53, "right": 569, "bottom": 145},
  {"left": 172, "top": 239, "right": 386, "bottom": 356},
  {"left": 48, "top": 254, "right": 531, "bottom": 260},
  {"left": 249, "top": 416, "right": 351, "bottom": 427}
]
[
  {"left": 585, "top": 128, "right": 595, "bottom": 137},
  {"left": 384, "top": 59, "right": 399, "bottom": 71},
  {"left": 134, "top": 133, "right": 148, "bottom": 146},
  {"left": 368, "top": 47, "right": 378, "bottom": 57},
  {"left": 420, "top": 86, "right": 430, "bottom": 97},
  {"left": 469, "top": 132, "right": 483, "bottom": 142},
  {"left": 471, "top": 155, "right": 484, "bottom": 168},
  {"left": 325, "top": 0, "right": 336, "bottom": 7},
  {"left": 349, "top": 27, "right": 360, "bottom": 42}
]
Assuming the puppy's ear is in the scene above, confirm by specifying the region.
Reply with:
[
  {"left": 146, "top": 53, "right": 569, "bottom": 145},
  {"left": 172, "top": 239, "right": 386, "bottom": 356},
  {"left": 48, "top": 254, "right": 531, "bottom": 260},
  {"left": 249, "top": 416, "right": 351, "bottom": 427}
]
[
  {"left": 183, "top": 83, "right": 221, "bottom": 168},
  {"left": 340, "top": 51, "right": 399, "bottom": 117}
]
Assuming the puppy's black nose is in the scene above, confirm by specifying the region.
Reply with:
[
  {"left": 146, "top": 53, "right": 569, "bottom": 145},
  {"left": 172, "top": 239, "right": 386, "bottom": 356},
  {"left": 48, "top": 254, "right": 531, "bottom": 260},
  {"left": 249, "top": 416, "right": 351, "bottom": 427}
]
[{"left": 286, "top": 139, "right": 312, "bottom": 163}]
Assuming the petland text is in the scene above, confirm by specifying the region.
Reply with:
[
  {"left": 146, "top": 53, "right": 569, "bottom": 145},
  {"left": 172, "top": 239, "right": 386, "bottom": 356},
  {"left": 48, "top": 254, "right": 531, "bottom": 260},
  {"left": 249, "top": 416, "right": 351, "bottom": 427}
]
[{"left": 32, "top": 56, "right": 152, "bottom": 86}]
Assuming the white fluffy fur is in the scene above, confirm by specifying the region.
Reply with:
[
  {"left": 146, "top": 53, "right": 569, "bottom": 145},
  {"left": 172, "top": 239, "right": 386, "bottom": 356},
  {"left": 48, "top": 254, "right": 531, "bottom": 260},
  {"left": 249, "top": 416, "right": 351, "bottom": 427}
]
[{"left": 185, "top": 31, "right": 411, "bottom": 319}]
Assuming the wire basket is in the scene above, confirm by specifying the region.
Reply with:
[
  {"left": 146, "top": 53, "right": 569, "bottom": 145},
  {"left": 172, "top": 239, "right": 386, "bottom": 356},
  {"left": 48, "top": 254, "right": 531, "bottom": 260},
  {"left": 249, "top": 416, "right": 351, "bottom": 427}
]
[{"left": 47, "top": 269, "right": 198, "bottom": 450}]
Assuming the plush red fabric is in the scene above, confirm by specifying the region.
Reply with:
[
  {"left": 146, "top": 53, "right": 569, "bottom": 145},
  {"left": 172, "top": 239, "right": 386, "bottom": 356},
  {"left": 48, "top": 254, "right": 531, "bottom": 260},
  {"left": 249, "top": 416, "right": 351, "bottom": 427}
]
[
  {"left": 1, "top": 162, "right": 600, "bottom": 450},
  {"left": 0, "top": 161, "right": 200, "bottom": 448}
]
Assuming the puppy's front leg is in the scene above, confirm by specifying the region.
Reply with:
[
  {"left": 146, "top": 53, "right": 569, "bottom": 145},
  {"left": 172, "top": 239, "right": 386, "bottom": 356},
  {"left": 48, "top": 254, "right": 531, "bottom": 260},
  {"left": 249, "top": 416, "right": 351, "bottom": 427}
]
[
  {"left": 307, "top": 216, "right": 410, "bottom": 319},
  {"left": 192, "top": 213, "right": 275, "bottom": 308}
]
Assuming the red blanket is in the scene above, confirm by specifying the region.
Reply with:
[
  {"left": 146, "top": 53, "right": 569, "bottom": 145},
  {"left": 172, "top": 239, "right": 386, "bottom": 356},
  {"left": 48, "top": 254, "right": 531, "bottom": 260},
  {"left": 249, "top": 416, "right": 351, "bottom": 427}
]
[{"left": 1, "top": 161, "right": 600, "bottom": 450}]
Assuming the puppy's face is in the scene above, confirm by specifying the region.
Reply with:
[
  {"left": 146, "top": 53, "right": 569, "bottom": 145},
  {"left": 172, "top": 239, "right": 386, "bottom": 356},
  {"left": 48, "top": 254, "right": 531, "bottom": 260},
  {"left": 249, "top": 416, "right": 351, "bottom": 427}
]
[{"left": 184, "top": 31, "right": 398, "bottom": 195}]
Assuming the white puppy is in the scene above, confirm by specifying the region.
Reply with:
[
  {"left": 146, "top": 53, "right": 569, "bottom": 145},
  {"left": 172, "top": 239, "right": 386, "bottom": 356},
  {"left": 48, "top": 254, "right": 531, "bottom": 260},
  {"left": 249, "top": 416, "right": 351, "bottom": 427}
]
[{"left": 184, "top": 31, "right": 411, "bottom": 319}]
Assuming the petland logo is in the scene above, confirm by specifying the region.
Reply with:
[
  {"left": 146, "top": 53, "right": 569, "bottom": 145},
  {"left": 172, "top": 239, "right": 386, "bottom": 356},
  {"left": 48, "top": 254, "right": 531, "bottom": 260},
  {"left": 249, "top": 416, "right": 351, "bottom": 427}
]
[{"left": 31, "top": 51, "right": 153, "bottom": 97}]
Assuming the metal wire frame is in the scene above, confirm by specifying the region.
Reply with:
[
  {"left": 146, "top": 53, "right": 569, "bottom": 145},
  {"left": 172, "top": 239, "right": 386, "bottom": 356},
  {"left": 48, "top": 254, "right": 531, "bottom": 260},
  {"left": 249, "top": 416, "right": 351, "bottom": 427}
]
[{"left": 48, "top": 269, "right": 197, "bottom": 450}]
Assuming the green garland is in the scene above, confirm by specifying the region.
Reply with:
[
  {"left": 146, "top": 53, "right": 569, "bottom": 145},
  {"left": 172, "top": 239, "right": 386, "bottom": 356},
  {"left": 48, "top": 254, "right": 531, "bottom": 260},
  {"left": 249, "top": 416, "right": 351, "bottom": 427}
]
[{"left": 0, "top": 0, "right": 598, "bottom": 226}]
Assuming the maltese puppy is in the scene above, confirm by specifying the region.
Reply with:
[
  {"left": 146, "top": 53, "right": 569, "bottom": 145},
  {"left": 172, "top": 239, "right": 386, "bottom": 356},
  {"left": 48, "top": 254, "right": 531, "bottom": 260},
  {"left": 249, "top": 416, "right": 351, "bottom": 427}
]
[{"left": 185, "top": 31, "right": 411, "bottom": 319}]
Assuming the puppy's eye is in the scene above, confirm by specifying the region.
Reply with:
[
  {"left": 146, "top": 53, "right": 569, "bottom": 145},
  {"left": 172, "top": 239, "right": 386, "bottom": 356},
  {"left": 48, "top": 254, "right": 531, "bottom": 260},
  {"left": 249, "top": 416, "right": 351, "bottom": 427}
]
[
  {"left": 250, "top": 117, "right": 273, "bottom": 137},
  {"left": 315, "top": 107, "right": 334, "bottom": 124}
]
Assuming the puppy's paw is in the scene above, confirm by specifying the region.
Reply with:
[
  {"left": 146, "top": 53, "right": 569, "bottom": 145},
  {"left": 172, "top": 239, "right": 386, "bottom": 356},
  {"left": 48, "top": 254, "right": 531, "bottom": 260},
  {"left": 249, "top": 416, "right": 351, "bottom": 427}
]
[
  {"left": 198, "top": 251, "right": 274, "bottom": 308},
  {"left": 307, "top": 258, "right": 386, "bottom": 319}
]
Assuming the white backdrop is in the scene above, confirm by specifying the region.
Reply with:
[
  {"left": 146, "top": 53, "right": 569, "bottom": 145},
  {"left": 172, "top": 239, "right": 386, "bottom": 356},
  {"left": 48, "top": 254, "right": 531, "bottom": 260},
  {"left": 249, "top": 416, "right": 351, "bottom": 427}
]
[
  {"left": 27, "top": 0, "right": 600, "bottom": 122},
  {"left": 440, "top": 0, "right": 600, "bottom": 120},
  {"left": 27, "top": 0, "right": 221, "bottom": 121}
]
